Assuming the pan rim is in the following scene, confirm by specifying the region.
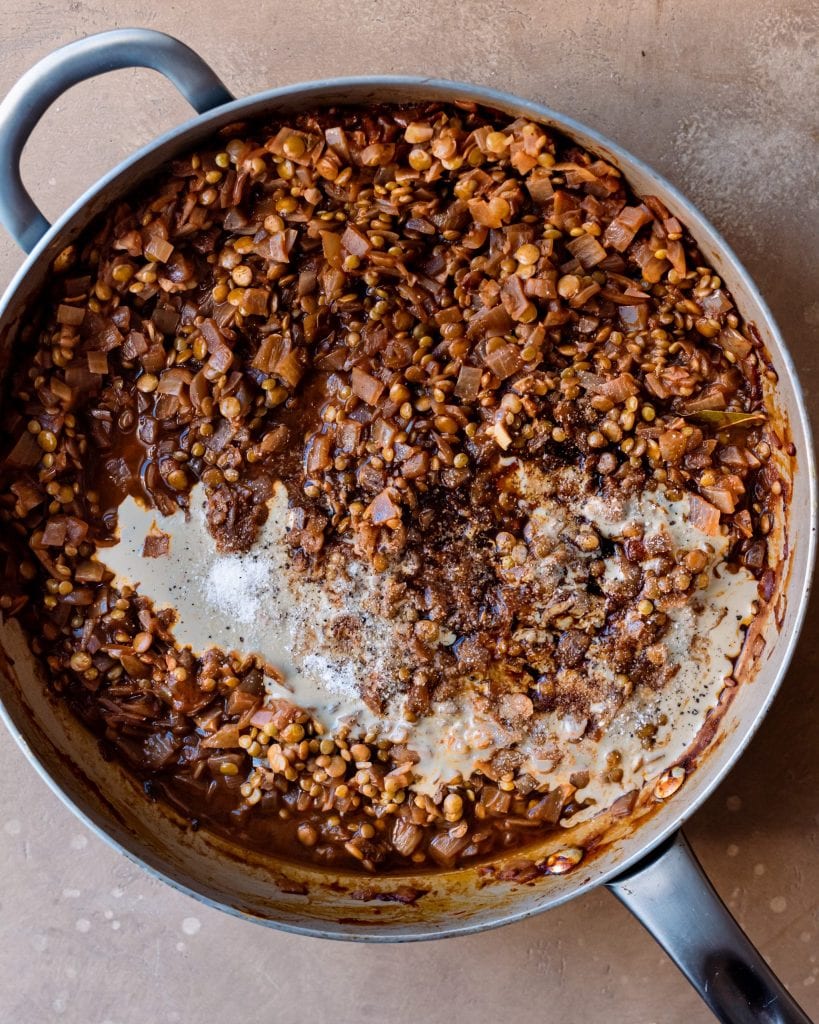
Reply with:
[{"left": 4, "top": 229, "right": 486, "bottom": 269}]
[{"left": 0, "top": 73, "right": 815, "bottom": 940}]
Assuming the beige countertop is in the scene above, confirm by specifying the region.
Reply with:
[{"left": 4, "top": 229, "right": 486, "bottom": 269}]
[{"left": 0, "top": 2, "right": 817, "bottom": 1022}]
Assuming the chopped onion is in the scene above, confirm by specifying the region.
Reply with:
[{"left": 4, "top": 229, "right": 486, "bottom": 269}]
[
  {"left": 10, "top": 478, "right": 42, "bottom": 513},
  {"left": 500, "top": 275, "right": 534, "bottom": 321},
  {"left": 364, "top": 488, "right": 402, "bottom": 526},
  {"left": 241, "top": 288, "right": 269, "bottom": 317},
  {"left": 123, "top": 331, "right": 148, "bottom": 358},
  {"left": 371, "top": 417, "right": 398, "bottom": 449},
  {"left": 324, "top": 125, "right": 351, "bottom": 162},
  {"left": 391, "top": 818, "right": 423, "bottom": 856},
  {"left": 567, "top": 233, "right": 606, "bottom": 268},
  {"left": 342, "top": 224, "right": 372, "bottom": 256},
  {"left": 602, "top": 204, "right": 652, "bottom": 251},
  {"left": 74, "top": 560, "right": 104, "bottom": 583},
  {"left": 659, "top": 429, "right": 687, "bottom": 462},
  {"left": 306, "top": 431, "right": 333, "bottom": 473},
  {"left": 57, "top": 303, "right": 85, "bottom": 326},
  {"left": 144, "top": 236, "right": 174, "bottom": 263},
  {"left": 156, "top": 368, "right": 192, "bottom": 396},
  {"left": 688, "top": 494, "right": 721, "bottom": 535},
  {"left": 619, "top": 304, "right": 648, "bottom": 330},
  {"left": 360, "top": 143, "right": 395, "bottom": 167},
  {"left": 454, "top": 364, "right": 482, "bottom": 401},
  {"left": 351, "top": 366, "right": 385, "bottom": 405},
  {"left": 273, "top": 349, "right": 304, "bottom": 389},
  {"left": 525, "top": 167, "right": 554, "bottom": 203},
  {"left": 401, "top": 450, "right": 430, "bottom": 479},
  {"left": 483, "top": 342, "right": 522, "bottom": 380},
  {"left": 41, "top": 517, "right": 68, "bottom": 546},
  {"left": 597, "top": 372, "right": 639, "bottom": 403},
  {"left": 427, "top": 828, "right": 470, "bottom": 867},
  {"left": 86, "top": 350, "right": 108, "bottom": 375},
  {"left": 321, "top": 229, "right": 343, "bottom": 269},
  {"left": 336, "top": 419, "right": 363, "bottom": 453},
  {"left": 466, "top": 303, "right": 513, "bottom": 340}
]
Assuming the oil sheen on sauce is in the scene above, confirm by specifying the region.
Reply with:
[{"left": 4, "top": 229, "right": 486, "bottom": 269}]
[{"left": 98, "top": 467, "right": 759, "bottom": 817}]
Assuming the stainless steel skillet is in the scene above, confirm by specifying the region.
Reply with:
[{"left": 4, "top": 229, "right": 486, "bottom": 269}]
[{"left": 0, "top": 28, "right": 814, "bottom": 1024}]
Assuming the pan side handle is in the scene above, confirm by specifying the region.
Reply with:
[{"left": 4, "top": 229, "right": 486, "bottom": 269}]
[
  {"left": 0, "top": 28, "right": 233, "bottom": 252},
  {"left": 607, "top": 831, "right": 812, "bottom": 1024}
]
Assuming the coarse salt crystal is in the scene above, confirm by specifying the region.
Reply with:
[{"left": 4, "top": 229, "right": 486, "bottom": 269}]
[{"left": 205, "top": 555, "right": 269, "bottom": 623}]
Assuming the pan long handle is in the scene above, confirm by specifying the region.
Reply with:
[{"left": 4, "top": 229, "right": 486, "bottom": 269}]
[
  {"left": 607, "top": 831, "right": 812, "bottom": 1024},
  {"left": 0, "top": 28, "right": 233, "bottom": 252}
]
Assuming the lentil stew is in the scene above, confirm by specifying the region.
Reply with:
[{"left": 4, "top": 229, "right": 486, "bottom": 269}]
[{"left": 0, "top": 102, "right": 786, "bottom": 875}]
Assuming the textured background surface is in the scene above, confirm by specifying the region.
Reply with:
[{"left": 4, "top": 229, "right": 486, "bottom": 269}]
[{"left": 0, "top": 2, "right": 817, "bottom": 1022}]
